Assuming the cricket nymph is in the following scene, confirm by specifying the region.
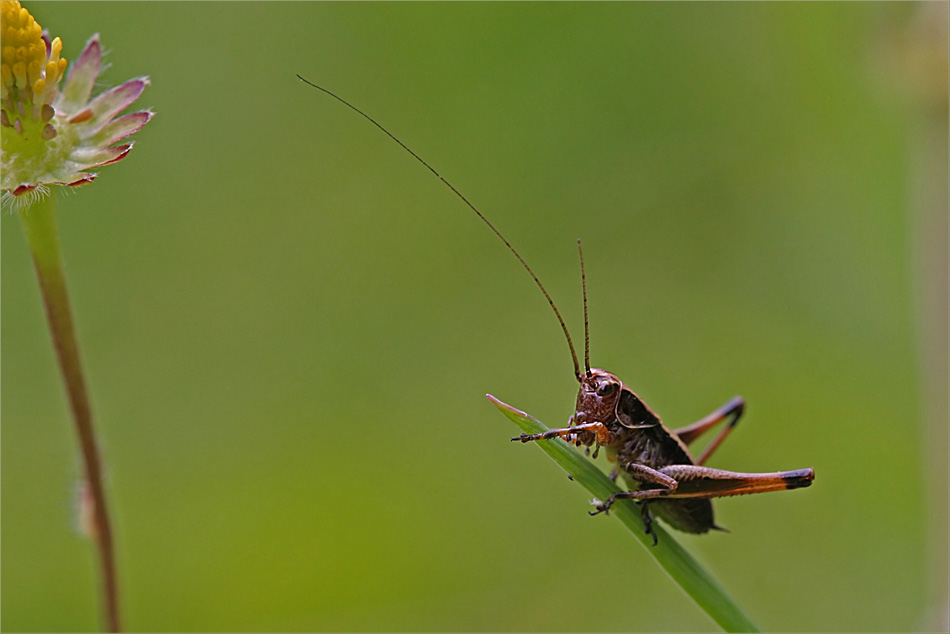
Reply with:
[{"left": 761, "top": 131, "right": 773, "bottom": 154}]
[{"left": 513, "top": 367, "right": 814, "bottom": 544}]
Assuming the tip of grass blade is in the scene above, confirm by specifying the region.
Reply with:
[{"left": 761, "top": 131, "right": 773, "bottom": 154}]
[
  {"left": 487, "top": 394, "right": 544, "bottom": 436},
  {"left": 486, "top": 394, "right": 531, "bottom": 421},
  {"left": 488, "top": 394, "right": 759, "bottom": 633},
  {"left": 486, "top": 394, "right": 523, "bottom": 417}
]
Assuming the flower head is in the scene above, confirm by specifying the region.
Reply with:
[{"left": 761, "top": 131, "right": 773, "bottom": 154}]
[{"left": 1, "top": 0, "right": 152, "bottom": 205}]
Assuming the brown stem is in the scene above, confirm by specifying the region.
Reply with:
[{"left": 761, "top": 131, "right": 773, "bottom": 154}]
[{"left": 19, "top": 197, "right": 121, "bottom": 632}]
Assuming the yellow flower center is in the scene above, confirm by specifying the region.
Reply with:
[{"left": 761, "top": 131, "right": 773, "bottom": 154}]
[{"left": 1, "top": 0, "right": 67, "bottom": 124}]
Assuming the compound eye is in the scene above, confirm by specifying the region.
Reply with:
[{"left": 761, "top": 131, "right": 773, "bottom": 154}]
[{"left": 597, "top": 382, "right": 617, "bottom": 397}]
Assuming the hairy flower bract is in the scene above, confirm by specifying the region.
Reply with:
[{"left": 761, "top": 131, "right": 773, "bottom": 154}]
[{"left": 1, "top": 0, "right": 152, "bottom": 205}]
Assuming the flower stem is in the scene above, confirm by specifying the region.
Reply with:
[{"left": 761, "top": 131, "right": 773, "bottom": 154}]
[{"left": 18, "top": 194, "right": 121, "bottom": 633}]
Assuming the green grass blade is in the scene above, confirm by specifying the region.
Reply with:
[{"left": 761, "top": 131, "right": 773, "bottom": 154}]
[{"left": 489, "top": 395, "right": 760, "bottom": 633}]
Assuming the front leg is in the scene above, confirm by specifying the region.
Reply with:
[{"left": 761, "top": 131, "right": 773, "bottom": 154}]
[
  {"left": 589, "top": 463, "right": 678, "bottom": 515},
  {"left": 512, "top": 421, "right": 613, "bottom": 446}
]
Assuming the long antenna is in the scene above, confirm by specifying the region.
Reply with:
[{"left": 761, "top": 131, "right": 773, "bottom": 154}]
[
  {"left": 577, "top": 239, "right": 592, "bottom": 378},
  {"left": 298, "top": 75, "right": 582, "bottom": 381}
]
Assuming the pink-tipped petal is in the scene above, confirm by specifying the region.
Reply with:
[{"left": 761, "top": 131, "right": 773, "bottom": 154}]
[
  {"left": 88, "top": 111, "right": 152, "bottom": 145},
  {"left": 83, "top": 78, "right": 149, "bottom": 125},
  {"left": 96, "top": 144, "right": 132, "bottom": 167},
  {"left": 58, "top": 35, "right": 101, "bottom": 113},
  {"left": 12, "top": 184, "right": 38, "bottom": 196},
  {"left": 69, "top": 143, "right": 132, "bottom": 168},
  {"left": 63, "top": 174, "right": 97, "bottom": 187}
]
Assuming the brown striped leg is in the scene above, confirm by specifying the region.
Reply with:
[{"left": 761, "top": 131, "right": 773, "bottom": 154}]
[
  {"left": 655, "top": 465, "right": 815, "bottom": 498},
  {"left": 592, "top": 464, "right": 814, "bottom": 513}
]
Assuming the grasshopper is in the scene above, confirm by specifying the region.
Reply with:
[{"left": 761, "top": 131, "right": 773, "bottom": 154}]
[{"left": 299, "top": 76, "right": 815, "bottom": 544}]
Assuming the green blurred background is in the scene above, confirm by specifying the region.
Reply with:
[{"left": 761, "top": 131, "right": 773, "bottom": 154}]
[{"left": 3, "top": 2, "right": 947, "bottom": 632}]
